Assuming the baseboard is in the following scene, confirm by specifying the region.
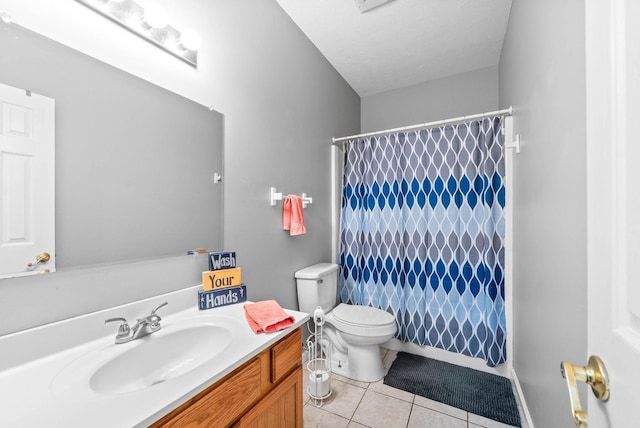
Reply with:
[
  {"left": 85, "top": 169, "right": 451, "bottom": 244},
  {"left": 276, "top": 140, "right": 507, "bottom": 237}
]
[{"left": 510, "top": 367, "right": 534, "bottom": 428}]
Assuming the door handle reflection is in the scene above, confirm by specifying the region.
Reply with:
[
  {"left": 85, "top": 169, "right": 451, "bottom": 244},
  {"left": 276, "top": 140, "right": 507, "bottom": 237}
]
[{"left": 26, "top": 252, "right": 50, "bottom": 269}]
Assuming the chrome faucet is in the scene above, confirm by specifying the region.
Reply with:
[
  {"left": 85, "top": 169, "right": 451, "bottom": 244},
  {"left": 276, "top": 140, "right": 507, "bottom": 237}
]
[{"left": 105, "top": 302, "right": 168, "bottom": 344}]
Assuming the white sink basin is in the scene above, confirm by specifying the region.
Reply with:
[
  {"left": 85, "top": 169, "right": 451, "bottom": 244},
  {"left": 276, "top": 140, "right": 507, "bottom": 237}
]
[
  {"left": 52, "top": 318, "right": 236, "bottom": 397},
  {"left": 90, "top": 325, "right": 231, "bottom": 394}
]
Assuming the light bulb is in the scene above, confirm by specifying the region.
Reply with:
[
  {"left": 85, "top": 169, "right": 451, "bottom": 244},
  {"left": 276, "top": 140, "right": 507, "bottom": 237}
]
[
  {"left": 143, "top": 2, "right": 168, "bottom": 29},
  {"left": 180, "top": 28, "right": 202, "bottom": 51}
]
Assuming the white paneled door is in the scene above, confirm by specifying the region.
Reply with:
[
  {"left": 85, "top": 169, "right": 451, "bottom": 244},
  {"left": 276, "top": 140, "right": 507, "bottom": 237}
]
[
  {"left": 0, "top": 83, "right": 55, "bottom": 278},
  {"left": 583, "top": 0, "right": 640, "bottom": 426}
]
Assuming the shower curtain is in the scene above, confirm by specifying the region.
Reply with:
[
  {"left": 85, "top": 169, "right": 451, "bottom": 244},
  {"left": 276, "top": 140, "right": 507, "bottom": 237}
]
[{"left": 338, "top": 117, "right": 506, "bottom": 366}]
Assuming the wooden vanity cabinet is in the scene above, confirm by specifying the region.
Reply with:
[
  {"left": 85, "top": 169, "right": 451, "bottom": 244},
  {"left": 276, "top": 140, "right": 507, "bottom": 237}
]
[{"left": 151, "top": 328, "right": 303, "bottom": 428}]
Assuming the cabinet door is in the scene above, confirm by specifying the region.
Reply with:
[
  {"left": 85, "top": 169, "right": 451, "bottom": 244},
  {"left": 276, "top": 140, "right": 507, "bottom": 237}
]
[
  {"left": 153, "top": 354, "right": 267, "bottom": 428},
  {"left": 234, "top": 366, "right": 303, "bottom": 428}
]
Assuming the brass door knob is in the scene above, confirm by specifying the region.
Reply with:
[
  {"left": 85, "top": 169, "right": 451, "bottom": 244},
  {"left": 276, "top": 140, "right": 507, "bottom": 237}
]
[
  {"left": 27, "top": 252, "right": 50, "bottom": 269},
  {"left": 560, "top": 355, "right": 610, "bottom": 427}
]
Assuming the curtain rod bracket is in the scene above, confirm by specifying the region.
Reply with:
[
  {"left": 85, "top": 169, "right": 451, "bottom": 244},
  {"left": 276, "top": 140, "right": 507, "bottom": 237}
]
[{"left": 505, "top": 134, "right": 521, "bottom": 154}]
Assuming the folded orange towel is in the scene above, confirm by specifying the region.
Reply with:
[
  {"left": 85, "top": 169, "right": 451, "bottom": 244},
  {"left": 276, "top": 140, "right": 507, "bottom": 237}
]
[
  {"left": 243, "top": 300, "right": 296, "bottom": 334},
  {"left": 283, "top": 195, "right": 306, "bottom": 236}
]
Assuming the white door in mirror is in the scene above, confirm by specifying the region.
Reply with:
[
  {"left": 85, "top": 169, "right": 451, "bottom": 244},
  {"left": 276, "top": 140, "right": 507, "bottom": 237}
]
[{"left": 0, "top": 82, "right": 55, "bottom": 279}]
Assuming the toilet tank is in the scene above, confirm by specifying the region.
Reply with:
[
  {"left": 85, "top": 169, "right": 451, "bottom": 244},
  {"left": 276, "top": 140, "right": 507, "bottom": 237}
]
[{"left": 295, "top": 263, "right": 339, "bottom": 314}]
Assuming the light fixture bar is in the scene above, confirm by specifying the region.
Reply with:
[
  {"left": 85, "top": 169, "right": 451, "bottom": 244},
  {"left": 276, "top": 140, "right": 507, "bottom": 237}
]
[
  {"left": 75, "top": 0, "right": 199, "bottom": 67},
  {"left": 353, "top": 0, "right": 394, "bottom": 13}
]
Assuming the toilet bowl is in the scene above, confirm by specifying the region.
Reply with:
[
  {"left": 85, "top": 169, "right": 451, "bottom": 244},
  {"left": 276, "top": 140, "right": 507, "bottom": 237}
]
[{"left": 295, "top": 263, "right": 397, "bottom": 382}]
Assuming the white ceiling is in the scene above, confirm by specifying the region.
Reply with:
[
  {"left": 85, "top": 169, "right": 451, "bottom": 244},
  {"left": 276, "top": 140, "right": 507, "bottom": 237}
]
[{"left": 275, "top": 0, "right": 513, "bottom": 97}]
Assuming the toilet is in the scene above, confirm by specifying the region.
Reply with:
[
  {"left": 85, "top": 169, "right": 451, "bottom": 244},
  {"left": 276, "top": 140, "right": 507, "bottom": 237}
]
[{"left": 295, "top": 263, "right": 397, "bottom": 382}]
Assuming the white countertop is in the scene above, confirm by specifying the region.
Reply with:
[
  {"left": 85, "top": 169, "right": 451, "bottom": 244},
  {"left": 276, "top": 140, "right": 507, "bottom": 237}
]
[{"left": 0, "top": 285, "right": 309, "bottom": 427}]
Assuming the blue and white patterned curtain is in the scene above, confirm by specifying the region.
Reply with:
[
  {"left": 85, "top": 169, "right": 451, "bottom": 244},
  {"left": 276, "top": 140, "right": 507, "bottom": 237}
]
[{"left": 338, "top": 117, "right": 507, "bottom": 366}]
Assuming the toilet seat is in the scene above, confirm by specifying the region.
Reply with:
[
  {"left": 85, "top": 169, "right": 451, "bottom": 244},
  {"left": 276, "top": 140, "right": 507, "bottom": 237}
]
[
  {"left": 332, "top": 303, "right": 395, "bottom": 326},
  {"left": 327, "top": 303, "right": 396, "bottom": 336}
]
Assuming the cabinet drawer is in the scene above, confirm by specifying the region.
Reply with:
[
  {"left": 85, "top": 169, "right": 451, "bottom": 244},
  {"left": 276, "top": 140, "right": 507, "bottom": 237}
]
[
  {"left": 270, "top": 328, "right": 302, "bottom": 383},
  {"left": 153, "top": 354, "right": 266, "bottom": 428}
]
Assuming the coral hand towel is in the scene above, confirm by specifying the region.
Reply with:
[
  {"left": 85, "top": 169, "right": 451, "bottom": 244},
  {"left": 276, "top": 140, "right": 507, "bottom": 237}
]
[
  {"left": 283, "top": 195, "right": 306, "bottom": 236},
  {"left": 244, "top": 300, "right": 296, "bottom": 334}
]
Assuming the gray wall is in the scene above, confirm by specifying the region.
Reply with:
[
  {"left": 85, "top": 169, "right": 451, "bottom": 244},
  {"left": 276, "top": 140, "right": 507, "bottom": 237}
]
[
  {"left": 220, "top": 2, "right": 360, "bottom": 311},
  {"left": 361, "top": 66, "right": 499, "bottom": 132},
  {"left": 0, "top": 0, "right": 359, "bottom": 335},
  {"left": 499, "top": 1, "right": 587, "bottom": 426}
]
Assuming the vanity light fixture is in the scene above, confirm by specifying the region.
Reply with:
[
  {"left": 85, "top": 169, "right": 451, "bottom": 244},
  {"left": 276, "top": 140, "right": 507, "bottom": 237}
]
[
  {"left": 141, "top": 2, "right": 169, "bottom": 29},
  {"left": 179, "top": 28, "right": 202, "bottom": 51},
  {"left": 75, "top": 0, "right": 200, "bottom": 67}
]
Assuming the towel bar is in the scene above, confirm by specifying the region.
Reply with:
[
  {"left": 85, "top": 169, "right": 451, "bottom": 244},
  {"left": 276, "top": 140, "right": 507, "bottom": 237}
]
[{"left": 270, "top": 187, "right": 312, "bottom": 208}]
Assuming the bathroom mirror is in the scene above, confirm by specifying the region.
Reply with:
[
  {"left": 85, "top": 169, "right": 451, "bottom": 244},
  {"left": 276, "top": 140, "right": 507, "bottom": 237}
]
[{"left": 0, "top": 22, "right": 224, "bottom": 270}]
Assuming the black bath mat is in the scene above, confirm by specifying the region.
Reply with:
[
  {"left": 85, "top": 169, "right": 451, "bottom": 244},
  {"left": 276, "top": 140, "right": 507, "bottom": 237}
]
[{"left": 384, "top": 352, "right": 521, "bottom": 427}]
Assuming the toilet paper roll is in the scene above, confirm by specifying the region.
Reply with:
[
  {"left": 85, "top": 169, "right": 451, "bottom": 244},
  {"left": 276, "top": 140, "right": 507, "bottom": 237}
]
[{"left": 308, "top": 370, "right": 330, "bottom": 398}]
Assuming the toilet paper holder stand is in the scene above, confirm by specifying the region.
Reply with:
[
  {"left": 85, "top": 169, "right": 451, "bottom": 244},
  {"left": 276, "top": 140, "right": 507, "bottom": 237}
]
[{"left": 306, "top": 306, "right": 332, "bottom": 406}]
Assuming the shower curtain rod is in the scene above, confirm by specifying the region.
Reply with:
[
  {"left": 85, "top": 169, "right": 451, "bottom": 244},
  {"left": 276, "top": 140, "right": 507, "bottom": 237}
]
[{"left": 332, "top": 106, "right": 513, "bottom": 144}]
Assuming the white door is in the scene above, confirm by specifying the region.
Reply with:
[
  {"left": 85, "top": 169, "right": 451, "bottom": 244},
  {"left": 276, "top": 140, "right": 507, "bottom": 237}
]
[
  {"left": 584, "top": 0, "right": 640, "bottom": 425},
  {"left": 0, "top": 83, "right": 55, "bottom": 278}
]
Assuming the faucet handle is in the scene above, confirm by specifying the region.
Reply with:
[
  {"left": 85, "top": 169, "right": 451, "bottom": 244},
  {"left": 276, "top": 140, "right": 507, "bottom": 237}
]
[
  {"left": 147, "top": 302, "right": 168, "bottom": 326},
  {"left": 105, "top": 317, "right": 131, "bottom": 338},
  {"left": 151, "top": 302, "right": 168, "bottom": 316}
]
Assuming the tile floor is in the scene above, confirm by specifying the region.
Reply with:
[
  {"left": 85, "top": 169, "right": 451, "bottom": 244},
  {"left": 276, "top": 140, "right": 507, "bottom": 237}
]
[{"left": 303, "top": 349, "right": 527, "bottom": 428}]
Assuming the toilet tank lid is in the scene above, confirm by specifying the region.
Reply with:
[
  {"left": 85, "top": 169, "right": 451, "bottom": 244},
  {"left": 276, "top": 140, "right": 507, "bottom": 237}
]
[{"left": 295, "top": 263, "right": 339, "bottom": 279}]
